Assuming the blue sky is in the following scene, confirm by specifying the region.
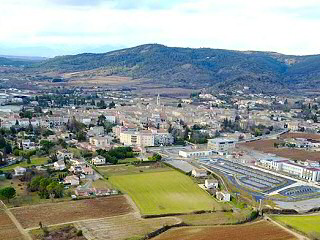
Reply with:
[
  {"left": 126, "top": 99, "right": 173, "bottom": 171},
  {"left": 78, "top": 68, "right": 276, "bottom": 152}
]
[{"left": 0, "top": 0, "right": 320, "bottom": 57}]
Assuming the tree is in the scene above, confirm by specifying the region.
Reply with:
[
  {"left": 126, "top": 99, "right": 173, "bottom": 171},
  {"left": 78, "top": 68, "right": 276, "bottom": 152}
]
[
  {"left": 108, "top": 101, "right": 116, "bottom": 109},
  {"left": 0, "top": 187, "right": 16, "bottom": 203},
  {"left": 177, "top": 103, "right": 182, "bottom": 108}
]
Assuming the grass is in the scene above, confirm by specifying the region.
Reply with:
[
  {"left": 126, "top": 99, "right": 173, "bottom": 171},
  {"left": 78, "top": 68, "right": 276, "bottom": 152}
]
[
  {"left": 272, "top": 215, "right": 320, "bottom": 235},
  {"left": 117, "top": 158, "right": 140, "bottom": 164},
  {"left": 98, "top": 162, "right": 171, "bottom": 177},
  {"left": 0, "top": 156, "right": 49, "bottom": 171},
  {"left": 178, "top": 210, "right": 251, "bottom": 226},
  {"left": 110, "top": 170, "right": 220, "bottom": 215}
]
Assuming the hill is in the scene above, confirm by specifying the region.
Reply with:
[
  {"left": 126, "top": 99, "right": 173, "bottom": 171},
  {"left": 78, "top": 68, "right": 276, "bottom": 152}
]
[{"left": 29, "top": 44, "right": 320, "bottom": 93}]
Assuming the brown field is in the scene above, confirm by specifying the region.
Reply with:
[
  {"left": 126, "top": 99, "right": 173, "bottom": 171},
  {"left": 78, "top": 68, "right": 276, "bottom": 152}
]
[
  {"left": 155, "top": 220, "right": 296, "bottom": 240},
  {"left": 280, "top": 132, "right": 320, "bottom": 140},
  {"left": 239, "top": 139, "right": 320, "bottom": 161},
  {"left": 11, "top": 196, "right": 132, "bottom": 229},
  {"left": 0, "top": 209, "right": 23, "bottom": 240},
  {"left": 75, "top": 212, "right": 179, "bottom": 240}
]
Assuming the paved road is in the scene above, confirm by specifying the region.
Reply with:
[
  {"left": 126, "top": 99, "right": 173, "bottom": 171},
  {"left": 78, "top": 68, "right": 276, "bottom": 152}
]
[{"left": 0, "top": 200, "right": 32, "bottom": 240}]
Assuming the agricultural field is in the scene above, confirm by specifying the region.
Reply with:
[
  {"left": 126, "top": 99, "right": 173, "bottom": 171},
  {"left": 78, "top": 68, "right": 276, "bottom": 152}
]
[
  {"left": 98, "top": 162, "right": 171, "bottom": 177},
  {"left": 0, "top": 156, "right": 49, "bottom": 171},
  {"left": 273, "top": 215, "right": 320, "bottom": 236},
  {"left": 75, "top": 212, "right": 180, "bottom": 240},
  {"left": 0, "top": 209, "right": 23, "bottom": 240},
  {"left": 11, "top": 196, "right": 132, "bottom": 229},
  {"left": 109, "top": 170, "right": 220, "bottom": 215},
  {"left": 280, "top": 132, "right": 320, "bottom": 140},
  {"left": 240, "top": 139, "right": 320, "bottom": 161},
  {"left": 155, "top": 220, "right": 296, "bottom": 240},
  {"left": 178, "top": 210, "right": 252, "bottom": 226},
  {"left": 30, "top": 223, "right": 86, "bottom": 240}
]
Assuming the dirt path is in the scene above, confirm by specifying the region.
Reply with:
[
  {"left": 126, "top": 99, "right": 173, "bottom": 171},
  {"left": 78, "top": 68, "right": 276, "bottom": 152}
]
[
  {"left": 264, "top": 216, "right": 309, "bottom": 240},
  {"left": 0, "top": 200, "right": 32, "bottom": 240}
]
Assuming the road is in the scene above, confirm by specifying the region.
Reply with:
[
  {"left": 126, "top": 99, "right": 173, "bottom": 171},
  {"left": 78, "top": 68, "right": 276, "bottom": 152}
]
[{"left": 0, "top": 200, "right": 32, "bottom": 240}]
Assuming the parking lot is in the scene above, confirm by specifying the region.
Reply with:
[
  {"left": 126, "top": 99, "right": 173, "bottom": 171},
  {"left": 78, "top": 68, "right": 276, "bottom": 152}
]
[
  {"left": 199, "top": 158, "right": 294, "bottom": 194},
  {"left": 279, "top": 186, "right": 320, "bottom": 197}
]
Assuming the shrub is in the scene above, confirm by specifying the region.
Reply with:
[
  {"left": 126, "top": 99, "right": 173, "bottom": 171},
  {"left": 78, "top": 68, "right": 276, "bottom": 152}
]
[{"left": 76, "top": 230, "right": 83, "bottom": 236}]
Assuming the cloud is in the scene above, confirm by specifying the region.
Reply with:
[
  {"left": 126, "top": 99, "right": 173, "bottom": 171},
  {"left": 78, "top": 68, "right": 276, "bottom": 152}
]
[{"left": 0, "top": 0, "right": 320, "bottom": 56}]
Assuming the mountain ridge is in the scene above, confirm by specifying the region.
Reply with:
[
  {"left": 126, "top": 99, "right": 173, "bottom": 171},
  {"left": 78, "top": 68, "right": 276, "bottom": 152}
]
[{"left": 21, "top": 44, "right": 320, "bottom": 92}]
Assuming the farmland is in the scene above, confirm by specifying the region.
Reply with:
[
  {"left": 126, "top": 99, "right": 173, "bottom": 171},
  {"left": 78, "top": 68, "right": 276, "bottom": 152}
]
[
  {"left": 280, "top": 132, "right": 320, "bottom": 140},
  {"left": 155, "top": 220, "right": 296, "bottom": 240},
  {"left": 10, "top": 196, "right": 132, "bottom": 229},
  {"left": 273, "top": 215, "right": 320, "bottom": 236},
  {"left": 75, "top": 212, "right": 180, "bottom": 240},
  {"left": 0, "top": 209, "right": 23, "bottom": 240},
  {"left": 109, "top": 170, "right": 220, "bottom": 215},
  {"left": 98, "top": 162, "right": 172, "bottom": 177},
  {"left": 239, "top": 139, "right": 320, "bottom": 161}
]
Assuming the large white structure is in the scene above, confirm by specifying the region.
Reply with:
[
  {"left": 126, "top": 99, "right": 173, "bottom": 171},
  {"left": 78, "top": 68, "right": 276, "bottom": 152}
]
[
  {"left": 191, "top": 168, "right": 208, "bottom": 177},
  {"left": 179, "top": 149, "right": 216, "bottom": 158},
  {"left": 205, "top": 179, "right": 219, "bottom": 189},
  {"left": 92, "top": 155, "right": 106, "bottom": 165},
  {"left": 207, "top": 138, "right": 236, "bottom": 152},
  {"left": 89, "top": 136, "right": 112, "bottom": 148},
  {"left": 120, "top": 130, "right": 155, "bottom": 147}
]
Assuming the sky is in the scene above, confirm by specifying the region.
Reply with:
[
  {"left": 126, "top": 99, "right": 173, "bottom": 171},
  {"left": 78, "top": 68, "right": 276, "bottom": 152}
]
[{"left": 0, "top": 0, "right": 320, "bottom": 57}]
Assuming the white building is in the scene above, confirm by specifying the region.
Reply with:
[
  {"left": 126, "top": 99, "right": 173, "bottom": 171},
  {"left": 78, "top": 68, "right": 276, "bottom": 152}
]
[
  {"left": 14, "top": 166, "right": 26, "bottom": 176},
  {"left": 216, "top": 191, "right": 231, "bottom": 202},
  {"left": 57, "top": 150, "right": 73, "bottom": 161},
  {"left": 205, "top": 179, "right": 219, "bottom": 189},
  {"left": 120, "top": 130, "right": 154, "bottom": 147},
  {"left": 64, "top": 175, "right": 80, "bottom": 186},
  {"left": 87, "top": 126, "right": 105, "bottom": 137},
  {"left": 179, "top": 149, "right": 216, "bottom": 158},
  {"left": 191, "top": 168, "right": 208, "bottom": 177},
  {"left": 53, "top": 160, "right": 66, "bottom": 171},
  {"left": 207, "top": 138, "right": 236, "bottom": 152},
  {"left": 92, "top": 155, "right": 106, "bottom": 165},
  {"left": 89, "top": 136, "right": 112, "bottom": 148}
]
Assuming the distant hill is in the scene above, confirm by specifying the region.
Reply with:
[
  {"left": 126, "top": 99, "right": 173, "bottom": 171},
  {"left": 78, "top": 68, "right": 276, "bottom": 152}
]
[
  {"left": 29, "top": 44, "right": 320, "bottom": 92},
  {"left": 0, "top": 57, "right": 38, "bottom": 67},
  {"left": 0, "top": 55, "right": 47, "bottom": 61}
]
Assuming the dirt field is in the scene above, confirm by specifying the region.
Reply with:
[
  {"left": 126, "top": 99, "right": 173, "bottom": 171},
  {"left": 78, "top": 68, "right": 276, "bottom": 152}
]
[
  {"left": 280, "top": 132, "right": 320, "bottom": 140},
  {"left": 240, "top": 139, "right": 320, "bottom": 161},
  {"left": 155, "top": 220, "right": 296, "bottom": 240},
  {"left": 11, "top": 196, "right": 132, "bottom": 229},
  {"left": 0, "top": 209, "right": 23, "bottom": 240},
  {"left": 75, "top": 212, "right": 180, "bottom": 240}
]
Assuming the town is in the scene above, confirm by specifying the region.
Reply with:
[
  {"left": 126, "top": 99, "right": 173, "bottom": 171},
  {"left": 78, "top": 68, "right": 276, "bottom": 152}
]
[{"left": 0, "top": 85, "right": 320, "bottom": 239}]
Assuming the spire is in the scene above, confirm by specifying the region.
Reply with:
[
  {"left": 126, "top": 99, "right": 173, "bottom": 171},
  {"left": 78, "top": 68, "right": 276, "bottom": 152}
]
[{"left": 157, "top": 94, "right": 160, "bottom": 106}]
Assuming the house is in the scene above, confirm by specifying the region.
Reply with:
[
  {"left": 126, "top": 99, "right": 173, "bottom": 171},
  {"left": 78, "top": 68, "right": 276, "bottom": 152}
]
[
  {"left": 53, "top": 160, "right": 66, "bottom": 171},
  {"left": 205, "top": 179, "right": 219, "bottom": 189},
  {"left": 216, "top": 191, "right": 231, "bottom": 202},
  {"left": 82, "top": 166, "right": 94, "bottom": 175},
  {"left": 207, "top": 138, "right": 236, "bottom": 152},
  {"left": 64, "top": 175, "right": 80, "bottom": 186},
  {"left": 92, "top": 155, "right": 106, "bottom": 165},
  {"left": 57, "top": 150, "right": 73, "bottom": 161},
  {"left": 14, "top": 166, "right": 26, "bottom": 176},
  {"left": 191, "top": 168, "right": 208, "bottom": 177}
]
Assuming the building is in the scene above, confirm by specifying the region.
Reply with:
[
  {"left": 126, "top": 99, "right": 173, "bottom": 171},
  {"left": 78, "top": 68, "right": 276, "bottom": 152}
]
[
  {"left": 191, "top": 168, "right": 208, "bottom": 177},
  {"left": 216, "top": 191, "right": 231, "bottom": 202},
  {"left": 205, "top": 179, "right": 219, "bottom": 189},
  {"left": 57, "top": 150, "right": 73, "bottom": 161},
  {"left": 179, "top": 149, "right": 217, "bottom": 158},
  {"left": 92, "top": 155, "right": 106, "bottom": 165},
  {"left": 89, "top": 136, "right": 112, "bottom": 149},
  {"left": 207, "top": 138, "right": 236, "bottom": 152},
  {"left": 120, "top": 130, "right": 155, "bottom": 147},
  {"left": 53, "top": 160, "right": 66, "bottom": 171},
  {"left": 14, "top": 166, "right": 26, "bottom": 176},
  {"left": 87, "top": 126, "right": 105, "bottom": 137},
  {"left": 64, "top": 175, "right": 80, "bottom": 186}
]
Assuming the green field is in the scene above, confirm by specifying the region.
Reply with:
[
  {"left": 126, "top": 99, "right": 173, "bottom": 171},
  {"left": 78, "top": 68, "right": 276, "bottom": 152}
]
[
  {"left": 110, "top": 170, "right": 219, "bottom": 215},
  {"left": 273, "top": 215, "right": 320, "bottom": 235},
  {"left": 0, "top": 157, "right": 49, "bottom": 171},
  {"left": 98, "top": 163, "right": 171, "bottom": 177}
]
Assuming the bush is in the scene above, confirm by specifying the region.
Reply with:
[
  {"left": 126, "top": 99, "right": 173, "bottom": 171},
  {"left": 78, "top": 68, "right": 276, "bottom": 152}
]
[{"left": 76, "top": 230, "right": 83, "bottom": 236}]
